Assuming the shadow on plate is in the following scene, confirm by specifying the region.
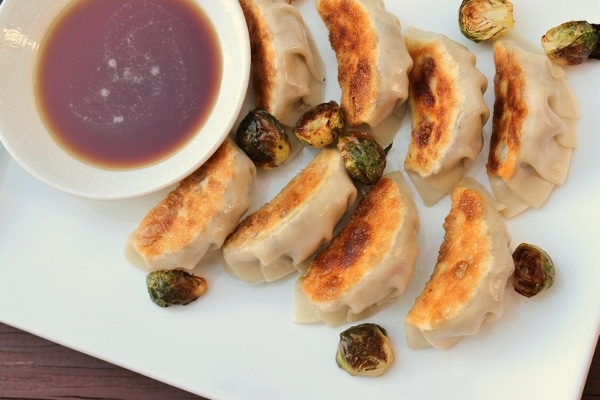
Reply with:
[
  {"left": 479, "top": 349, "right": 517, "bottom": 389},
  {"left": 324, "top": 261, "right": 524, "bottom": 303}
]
[{"left": 0, "top": 144, "right": 10, "bottom": 186}]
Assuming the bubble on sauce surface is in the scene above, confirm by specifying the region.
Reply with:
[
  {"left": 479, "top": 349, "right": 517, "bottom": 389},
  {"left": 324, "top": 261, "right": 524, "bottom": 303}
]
[{"left": 69, "top": 0, "right": 199, "bottom": 136}]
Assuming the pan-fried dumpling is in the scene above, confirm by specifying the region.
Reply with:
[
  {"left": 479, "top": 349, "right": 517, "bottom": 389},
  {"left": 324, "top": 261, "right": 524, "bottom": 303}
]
[
  {"left": 486, "top": 34, "right": 579, "bottom": 218},
  {"left": 294, "top": 172, "right": 420, "bottom": 327},
  {"left": 405, "top": 178, "right": 513, "bottom": 350},
  {"left": 222, "top": 148, "right": 357, "bottom": 284},
  {"left": 315, "top": 0, "right": 412, "bottom": 129},
  {"left": 239, "top": 0, "right": 325, "bottom": 127},
  {"left": 404, "top": 27, "right": 489, "bottom": 206},
  {"left": 124, "top": 139, "right": 256, "bottom": 271}
]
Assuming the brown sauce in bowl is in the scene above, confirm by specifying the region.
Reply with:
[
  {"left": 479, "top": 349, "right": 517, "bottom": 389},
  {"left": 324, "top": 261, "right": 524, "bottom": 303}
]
[{"left": 36, "top": 0, "right": 222, "bottom": 169}]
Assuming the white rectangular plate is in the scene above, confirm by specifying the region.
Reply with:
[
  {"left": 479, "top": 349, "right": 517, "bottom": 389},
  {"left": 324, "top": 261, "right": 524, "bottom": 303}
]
[{"left": 1, "top": 0, "right": 599, "bottom": 399}]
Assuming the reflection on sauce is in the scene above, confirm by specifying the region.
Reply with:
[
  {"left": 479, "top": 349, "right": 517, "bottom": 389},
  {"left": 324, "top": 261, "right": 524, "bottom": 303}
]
[{"left": 36, "top": 0, "right": 222, "bottom": 169}]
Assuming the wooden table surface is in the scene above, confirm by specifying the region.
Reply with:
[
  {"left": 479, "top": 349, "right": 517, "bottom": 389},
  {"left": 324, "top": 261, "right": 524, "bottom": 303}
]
[{"left": 0, "top": 322, "right": 597, "bottom": 399}]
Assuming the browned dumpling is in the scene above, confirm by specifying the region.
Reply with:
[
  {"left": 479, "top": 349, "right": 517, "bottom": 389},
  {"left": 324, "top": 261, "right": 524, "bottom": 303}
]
[
  {"left": 487, "top": 34, "right": 579, "bottom": 218},
  {"left": 294, "top": 172, "right": 420, "bottom": 327},
  {"left": 405, "top": 178, "right": 513, "bottom": 350},
  {"left": 240, "top": 0, "right": 324, "bottom": 126},
  {"left": 404, "top": 27, "right": 489, "bottom": 206},
  {"left": 124, "top": 139, "right": 255, "bottom": 271},
  {"left": 315, "top": 0, "right": 412, "bottom": 129},
  {"left": 222, "top": 148, "right": 357, "bottom": 284}
]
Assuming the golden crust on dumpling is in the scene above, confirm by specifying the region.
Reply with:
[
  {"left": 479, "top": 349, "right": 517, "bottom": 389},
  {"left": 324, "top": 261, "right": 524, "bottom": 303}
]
[
  {"left": 487, "top": 44, "right": 527, "bottom": 181},
  {"left": 238, "top": 0, "right": 277, "bottom": 111},
  {"left": 132, "top": 140, "right": 241, "bottom": 259},
  {"left": 404, "top": 42, "right": 460, "bottom": 175},
  {"left": 405, "top": 185, "right": 494, "bottom": 330},
  {"left": 225, "top": 148, "right": 347, "bottom": 247},
  {"left": 316, "top": 0, "right": 379, "bottom": 126},
  {"left": 299, "top": 175, "right": 409, "bottom": 304}
]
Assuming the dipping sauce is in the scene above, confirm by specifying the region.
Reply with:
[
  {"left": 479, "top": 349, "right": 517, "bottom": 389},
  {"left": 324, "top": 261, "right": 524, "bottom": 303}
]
[{"left": 36, "top": 0, "right": 222, "bottom": 169}]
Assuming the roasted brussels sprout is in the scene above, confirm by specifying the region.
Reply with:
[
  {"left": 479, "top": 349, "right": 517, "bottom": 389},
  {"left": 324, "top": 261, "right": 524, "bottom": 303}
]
[
  {"left": 541, "top": 21, "right": 600, "bottom": 65},
  {"left": 337, "top": 131, "right": 387, "bottom": 185},
  {"left": 293, "top": 101, "right": 345, "bottom": 148},
  {"left": 458, "top": 0, "right": 515, "bottom": 42},
  {"left": 236, "top": 109, "right": 291, "bottom": 168},
  {"left": 336, "top": 323, "right": 394, "bottom": 377},
  {"left": 512, "top": 243, "right": 555, "bottom": 298},
  {"left": 146, "top": 270, "right": 207, "bottom": 307}
]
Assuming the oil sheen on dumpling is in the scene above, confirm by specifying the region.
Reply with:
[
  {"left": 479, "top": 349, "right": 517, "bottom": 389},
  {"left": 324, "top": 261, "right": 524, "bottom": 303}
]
[
  {"left": 487, "top": 34, "right": 579, "bottom": 218},
  {"left": 239, "top": 0, "right": 325, "bottom": 127},
  {"left": 404, "top": 27, "right": 489, "bottom": 206},
  {"left": 222, "top": 148, "right": 357, "bottom": 284},
  {"left": 405, "top": 178, "right": 513, "bottom": 350},
  {"left": 124, "top": 139, "right": 256, "bottom": 271},
  {"left": 315, "top": 0, "right": 412, "bottom": 130},
  {"left": 294, "top": 172, "right": 420, "bottom": 327}
]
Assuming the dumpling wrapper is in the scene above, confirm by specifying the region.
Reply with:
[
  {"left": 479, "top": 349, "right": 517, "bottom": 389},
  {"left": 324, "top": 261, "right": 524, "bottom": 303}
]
[
  {"left": 124, "top": 139, "right": 256, "bottom": 271},
  {"left": 486, "top": 34, "right": 579, "bottom": 218},
  {"left": 294, "top": 171, "right": 420, "bottom": 327},
  {"left": 315, "top": 0, "right": 412, "bottom": 130},
  {"left": 404, "top": 27, "right": 489, "bottom": 206},
  {"left": 405, "top": 178, "right": 513, "bottom": 350},
  {"left": 222, "top": 147, "right": 357, "bottom": 284},
  {"left": 240, "top": 0, "right": 325, "bottom": 127}
]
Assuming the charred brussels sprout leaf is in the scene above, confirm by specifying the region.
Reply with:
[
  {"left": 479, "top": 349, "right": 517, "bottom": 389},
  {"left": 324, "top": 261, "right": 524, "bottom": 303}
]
[
  {"left": 458, "top": 0, "right": 515, "bottom": 42},
  {"left": 337, "top": 131, "right": 387, "bottom": 185},
  {"left": 512, "top": 243, "right": 555, "bottom": 298},
  {"left": 336, "top": 323, "right": 394, "bottom": 377},
  {"left": 541, "top": 21, "right": 600, "bottom": 65},
  {"left": 146, "top": 270, "right": 207, "bottom": 307},
  {"left": 293, "top": 101, "right": 345, "bottom": 148},
  {"left": 236, "top": 109, "right": 291, "bottom": 168}
]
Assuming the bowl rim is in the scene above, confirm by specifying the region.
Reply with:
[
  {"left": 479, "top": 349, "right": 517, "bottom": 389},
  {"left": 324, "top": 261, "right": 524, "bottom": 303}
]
[{"left": 0, "top": 0, "right": 250, "bottom": 200}]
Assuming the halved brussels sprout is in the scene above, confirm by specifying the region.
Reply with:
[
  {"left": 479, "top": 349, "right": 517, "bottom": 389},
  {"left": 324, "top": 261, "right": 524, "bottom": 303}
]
[
  {"left": 459, "top": 0, "right": 515, "bottom": 42},
  {"left": 146, "top": 270, "right": 207, "bottom": 307},
  {"left": 512, "top": 243, "right": 555, "bottom": 298},
  {"left": 541, "top": 20, "right": 600, "bottom": 65},
  {"left": 336, "top": 323, "right": 394, "bottom": 377},
  {"left": 293, "top": 101, "right": 345, "bottom": 148},
  {"left": 337, "top": 131, "right": 387, "bottom": 185},
  {"left": 236, "top": 109, "right": 291, "bottom": 168}
]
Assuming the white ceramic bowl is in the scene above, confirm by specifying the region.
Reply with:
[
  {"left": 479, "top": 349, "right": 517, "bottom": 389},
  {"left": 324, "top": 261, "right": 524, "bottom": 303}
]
[{"left": 0, "top": 0, "right": 250, "bottom": 199}]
